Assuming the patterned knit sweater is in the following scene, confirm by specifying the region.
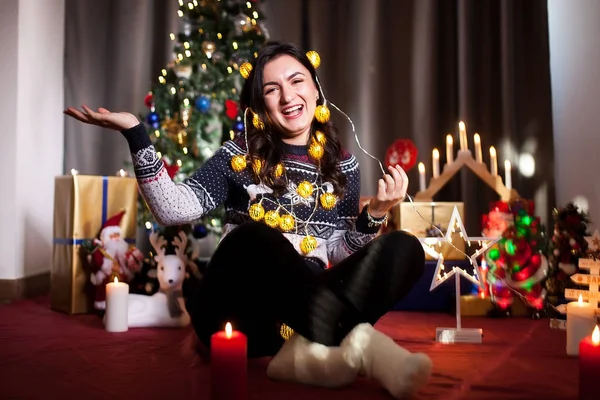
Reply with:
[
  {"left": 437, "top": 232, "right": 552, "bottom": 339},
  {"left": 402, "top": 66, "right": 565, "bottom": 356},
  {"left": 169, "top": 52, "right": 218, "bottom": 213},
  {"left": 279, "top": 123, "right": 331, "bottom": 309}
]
[{"left": 122, "top": 123, "right": 381, "bottom": 269}]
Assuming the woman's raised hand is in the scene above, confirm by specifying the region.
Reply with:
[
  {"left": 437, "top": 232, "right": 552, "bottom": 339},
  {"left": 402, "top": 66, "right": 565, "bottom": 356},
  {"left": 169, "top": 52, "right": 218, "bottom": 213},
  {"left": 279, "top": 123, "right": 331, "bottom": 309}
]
[
  {"left": 63, "top": 105, "right": 140, "bottom": 132},
  {"left": 368, "top": 164, "right": 409, "bottom": 218}
]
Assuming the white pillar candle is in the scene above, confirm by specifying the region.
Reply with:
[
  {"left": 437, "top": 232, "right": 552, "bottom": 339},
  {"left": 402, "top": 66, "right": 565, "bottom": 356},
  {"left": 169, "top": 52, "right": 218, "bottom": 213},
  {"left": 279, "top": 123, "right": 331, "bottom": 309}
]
[
  {"left": 105, "top": 277, "right": 129, "bottom": 332},
  {"left": 489, "top": 146, "right": 498, "bottom": 176},
  {"left": 567, "top": 295, "right": 597, "bottom": 355},
  {"left": 504, "top": 160, "right": 512, "bottom": 190},
  {"left": 446, "top": 135, "right": 454, "bottom": 164},
  {"left": 418, "top": 162, "right": 426, "bottom": 192},
  {"left": 473, "top": 133, "right": 483, "bottom": 163},
  {"left": 458, "top": 121, "right": 468, "bottom": 151},
  {"left": 432, "top": 148, "right": 440, "bottom": 178}
]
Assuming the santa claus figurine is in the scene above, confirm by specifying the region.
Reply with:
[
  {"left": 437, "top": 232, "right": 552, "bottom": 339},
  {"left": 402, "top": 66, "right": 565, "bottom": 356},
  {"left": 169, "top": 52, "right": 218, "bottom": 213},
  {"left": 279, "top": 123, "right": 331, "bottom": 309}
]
[{"left": 89, "top": 210, "right": 144, "bottom": 310}]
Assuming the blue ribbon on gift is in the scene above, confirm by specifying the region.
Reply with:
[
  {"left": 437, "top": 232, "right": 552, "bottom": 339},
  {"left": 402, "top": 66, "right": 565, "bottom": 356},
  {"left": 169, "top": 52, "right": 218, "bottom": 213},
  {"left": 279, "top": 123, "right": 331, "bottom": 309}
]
[{"left": 54, "top": 176, "right": 136, "bottom": 245}]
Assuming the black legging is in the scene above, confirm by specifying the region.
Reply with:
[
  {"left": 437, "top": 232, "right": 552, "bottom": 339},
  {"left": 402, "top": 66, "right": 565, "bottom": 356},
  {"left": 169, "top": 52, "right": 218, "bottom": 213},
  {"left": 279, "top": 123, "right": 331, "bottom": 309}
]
[{"left": 184, "top": 222, "right": 425, "bottom": 358}]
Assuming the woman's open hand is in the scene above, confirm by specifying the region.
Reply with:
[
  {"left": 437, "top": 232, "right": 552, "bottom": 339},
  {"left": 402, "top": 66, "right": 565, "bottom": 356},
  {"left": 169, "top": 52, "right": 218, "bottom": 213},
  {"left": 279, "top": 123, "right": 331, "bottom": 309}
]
[
  {"left": 368, "top": 165, "right": 409, "bottom": 218},
  {"left": 64, "top": 105, "right": 139, "bottom": 132}
]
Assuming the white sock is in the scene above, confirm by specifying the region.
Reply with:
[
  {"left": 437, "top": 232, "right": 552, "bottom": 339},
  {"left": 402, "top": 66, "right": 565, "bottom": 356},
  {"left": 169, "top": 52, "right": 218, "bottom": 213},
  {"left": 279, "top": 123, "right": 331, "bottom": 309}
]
[
  {"left": 266, "top": 333, "right": 361, "bottom": 388},
  {"left": 341, "top": 323, "right": 432, "bottom": 399}
]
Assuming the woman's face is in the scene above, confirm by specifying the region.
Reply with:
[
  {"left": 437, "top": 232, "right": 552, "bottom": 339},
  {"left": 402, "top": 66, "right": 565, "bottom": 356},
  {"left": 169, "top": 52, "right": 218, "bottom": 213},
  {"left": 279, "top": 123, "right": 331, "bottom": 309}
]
[{"left": 261, "top": 54, "right": 319, "bottom": 145}]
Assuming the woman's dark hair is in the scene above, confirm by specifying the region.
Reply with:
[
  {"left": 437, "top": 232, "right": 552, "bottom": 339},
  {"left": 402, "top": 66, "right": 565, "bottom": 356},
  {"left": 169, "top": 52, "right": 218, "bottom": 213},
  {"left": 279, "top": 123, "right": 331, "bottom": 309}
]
[{"left": 240, "top": 41, "right": 347, "bottom": 196}]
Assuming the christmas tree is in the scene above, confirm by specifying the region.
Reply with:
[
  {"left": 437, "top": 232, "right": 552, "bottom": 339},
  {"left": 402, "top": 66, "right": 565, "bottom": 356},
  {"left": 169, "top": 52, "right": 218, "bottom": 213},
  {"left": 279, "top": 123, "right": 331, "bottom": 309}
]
[
  {"left": 135, "top": 0, "right": 269, "bottom": 237},
  {"left": 544, "top": 203, "right": 591, "bottom": 299}
]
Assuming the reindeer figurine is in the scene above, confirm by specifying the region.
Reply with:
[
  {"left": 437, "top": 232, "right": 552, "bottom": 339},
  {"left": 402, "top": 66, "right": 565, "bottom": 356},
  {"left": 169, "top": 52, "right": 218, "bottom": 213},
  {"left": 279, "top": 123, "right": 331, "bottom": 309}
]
[{"left": 125, "top": 230, "right": 200, "bottom": 328}]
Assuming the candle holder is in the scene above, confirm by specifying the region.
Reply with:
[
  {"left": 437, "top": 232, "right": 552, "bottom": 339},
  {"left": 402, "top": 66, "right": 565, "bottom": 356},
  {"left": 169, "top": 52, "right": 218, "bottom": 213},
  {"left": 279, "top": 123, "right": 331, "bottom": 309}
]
[{"left": 414, "top": 150, "right": 519, "bottom": 202}]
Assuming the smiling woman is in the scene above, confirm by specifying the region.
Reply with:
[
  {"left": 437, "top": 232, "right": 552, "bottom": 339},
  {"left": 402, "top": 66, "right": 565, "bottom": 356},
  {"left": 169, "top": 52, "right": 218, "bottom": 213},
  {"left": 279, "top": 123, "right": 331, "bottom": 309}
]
[
  {"left": 261, "top": 57, "right": 319, "bottom": 144},
  {"left": 63, "top": 41, "right": 431, "bottom": 398}
]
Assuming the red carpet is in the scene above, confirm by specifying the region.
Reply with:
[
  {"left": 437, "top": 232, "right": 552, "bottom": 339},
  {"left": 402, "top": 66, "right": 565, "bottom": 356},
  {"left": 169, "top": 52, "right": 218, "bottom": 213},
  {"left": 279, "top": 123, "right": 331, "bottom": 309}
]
[{"left": 0, "top": 297, "right": 577, "bottom": 400}]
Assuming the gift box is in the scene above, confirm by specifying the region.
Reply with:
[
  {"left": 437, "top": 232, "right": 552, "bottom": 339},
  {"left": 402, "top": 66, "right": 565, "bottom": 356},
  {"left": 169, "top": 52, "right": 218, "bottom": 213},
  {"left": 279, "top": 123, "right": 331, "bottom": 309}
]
[
  {"left": 456, "top": 294, "right": 535, "bottom": 317},
  {"left": 459, "top": 295, "right": 494, "bottom": 316},
  {"left": 51, "top": 175, "right": 138, "bottom": 314},
  {"left": 392, "top": 202, "right": 466, "bottom": 260}
]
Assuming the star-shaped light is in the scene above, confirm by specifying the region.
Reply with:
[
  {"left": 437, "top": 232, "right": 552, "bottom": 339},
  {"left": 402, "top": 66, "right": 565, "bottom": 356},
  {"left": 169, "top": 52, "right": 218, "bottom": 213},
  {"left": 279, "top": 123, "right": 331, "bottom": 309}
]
[
  {"left": 283, "top": 181, "right": 315, "bottom": 207},
  {"left": 420, "top": 206, "right": 501, "bottom": 291},
  {"left": 586, "top": 230, "right": 600, "bottom": 252}
]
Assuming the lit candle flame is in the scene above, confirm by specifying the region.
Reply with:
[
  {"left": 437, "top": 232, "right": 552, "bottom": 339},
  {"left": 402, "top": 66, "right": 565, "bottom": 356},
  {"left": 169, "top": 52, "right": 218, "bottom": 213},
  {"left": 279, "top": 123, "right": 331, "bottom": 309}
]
[
  {"left": 114, "top": 276, "right": 119, "bottom": 283},
  {"left": 70, "top": 168, "right": 79, "bottom": 175},
  {"left": 479, "top": 291, "right": 485, "bottom": 299},
  {"left": 578, "top": 294, "right": 584, "bottom": 305},
  {"left": 225, "top": 322, "right": 232, "bottom": 338},
  {"left": 592, "top": 325, "right": 599, "bottom": 345},
  {"left": 117, "top": 169, "right": 127, "bottom": 177}
]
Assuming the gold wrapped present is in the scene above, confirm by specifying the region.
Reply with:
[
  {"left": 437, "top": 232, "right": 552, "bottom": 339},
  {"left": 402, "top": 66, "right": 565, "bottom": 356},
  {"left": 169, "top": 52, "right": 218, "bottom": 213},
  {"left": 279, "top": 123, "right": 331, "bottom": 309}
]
[
  {"left": 392, "top": 202, "right": 465, "bottom": 260},
  {"left": 459, "top": 295, "right": 534, "bottom": 317},
  {"left": 51, "top": 175, "right": 138, "bottom": 314},
  {"left": 460, "top": 295, "right": 494, "bottom": 317}
]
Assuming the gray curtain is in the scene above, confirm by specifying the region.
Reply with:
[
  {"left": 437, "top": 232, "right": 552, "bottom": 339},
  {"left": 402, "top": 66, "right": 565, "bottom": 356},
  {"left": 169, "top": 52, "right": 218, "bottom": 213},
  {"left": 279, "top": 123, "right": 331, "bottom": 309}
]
[
  {"left": 64, "top": 0, "right": 554, "bottom": 232},
  {"left": 301, "top": 0, "right": 554, "bottom": 231},
  {"left": 64, "top": 0, "right": 178, "bottom": 175}
]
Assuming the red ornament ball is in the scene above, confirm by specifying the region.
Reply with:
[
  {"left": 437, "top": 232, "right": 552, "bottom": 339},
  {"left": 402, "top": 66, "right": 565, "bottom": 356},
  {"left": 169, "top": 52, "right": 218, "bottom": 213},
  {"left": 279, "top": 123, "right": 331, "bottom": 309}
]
[
  {"left": 225, "top": 99, "right": 239, "bottom": 120},
  {"left": 144, "top": 92, "right": 153, "bottom": 108},
  {"left": 385, "top": 139, "right": 418, "bottom": 171}
]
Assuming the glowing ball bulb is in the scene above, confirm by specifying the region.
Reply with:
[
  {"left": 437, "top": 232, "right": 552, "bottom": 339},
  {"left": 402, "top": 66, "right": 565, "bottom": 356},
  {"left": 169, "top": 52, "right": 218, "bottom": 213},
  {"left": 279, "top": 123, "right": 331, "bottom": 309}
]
[
  {"left": 239, "top": 62, "right": 253, "bottom": 79},
  {"left": 231, "top": 155, "right": 247, "bottom": 172},
  {"left": 306, "top": 51, "right": 321, "bottom": 68},
  {"left": 279, "top": 214, "right": 295, "bottom": 232},
  {"left": 300, "top": 235, "right": 318, "bottom": 255},
  {"left": 252, "top": 159, "right": 262, "bottom": 175},
  {"left": 314, "top": 105, "right": 330, "bottom": 123},
  {"left": 296, "top": 181, "right": 314, "bottom": 198},
  {"left": 273, "top": 163, "right": 285, "bottom": 178},
  {"left": 314, "top": 130, "right": 326, "bottom": 145},
  {"left": 248, "top": 203, "right": 265, "bottom": 221},
  {"left": 320, "top": 193, "right": 337, "bottom": 210},
  {"left": 264, "top": 210, "right": 281, "bottom": 228},
  {"left": 308, "top": 141, "right": 324, "bottom": 160},
  {"left": 252, "top": 113, "right": 264, "bottom": 130}
]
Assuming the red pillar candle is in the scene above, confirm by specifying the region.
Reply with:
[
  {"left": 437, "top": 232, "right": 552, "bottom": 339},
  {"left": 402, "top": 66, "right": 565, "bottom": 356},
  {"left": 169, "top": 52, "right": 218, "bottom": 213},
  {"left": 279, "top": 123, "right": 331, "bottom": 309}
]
[
  {"left": 210, "top": 322, "right": 247, "bottom": 400},
  {"left": 579, "top": 325, "right": 600, "bottom": 400}
]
